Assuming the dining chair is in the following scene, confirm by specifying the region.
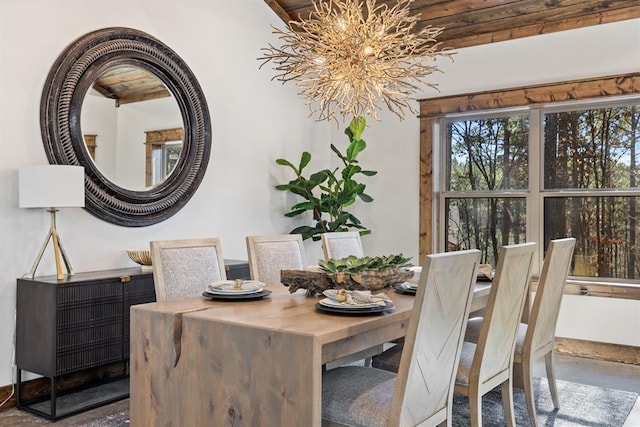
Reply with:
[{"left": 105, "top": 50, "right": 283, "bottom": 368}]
[
  {"left": 371, "top": 242, "right": 536, "bottom": 427},
  {"left": 463, "top": 237, "right": 575, "bottom": 426},
  {"left": 322, "top": 249, "right": 481, "bottom": 427},
  {"left": 320, "top": 231, "right": 364, "bottom": 261},
  {"left": 319, "top": 230, "right": 388, "bottom": 367},
  {"left": 454, "top": 242, "right": 537, "bottom": 427},
  {"left": 245, "top": 234, "right": 306, "bottom": 286},
  {"left": 150, "top": 237, "right": 226, "bottom": 301}
]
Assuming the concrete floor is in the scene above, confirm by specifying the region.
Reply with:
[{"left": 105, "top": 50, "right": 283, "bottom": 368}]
[{"left": 0, "top": 354, "right": 638, "bottom": 426}]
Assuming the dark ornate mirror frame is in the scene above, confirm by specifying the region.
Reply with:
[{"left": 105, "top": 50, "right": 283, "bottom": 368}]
[{"left": 41, "top": 27, "right": 211, "bottom": 227}]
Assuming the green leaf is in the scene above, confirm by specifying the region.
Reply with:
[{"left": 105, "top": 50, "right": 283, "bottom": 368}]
[
  {"left": 309, "top": 170, "right": 329, "bottom": 186},
  {"left": 276, "top": 158, "right": 295, "bottom": 167},
  {"left": 275, "top": 158, "right": 298, "bottom": 175},
  {"left": 330, "top": 144, "right": 347, "bottom": 163},
  {"left": 349, "top": 116, "right": 366, "bottom": 141},
  {"left": 275, "top": 184, "right": 292, "bottom": 191},
  {"left": 342, "top": 164, "right": 361, "bottom": 180},
  {"left": 345, "top": 212, "right": 362, "bottom": 225},
  {"left": 346, "top": 139, "right": 366, "bottom": 161},
  {"left": 284, "top": 209, "right": 307, "bottom": 217},
  {"left": 299, "top": 152, "right": 312, "bottom": 171},
  {"left": 290, "top": 225, "right": 316, "bottom": 235},
  {"left": 360, "top": 170, "right": 377, "bottom": 176},
  {"left": 291, "top": 201, "right": 316, "bottom": 211},
  {"left": 358, "top": 193, "right": 373, "bottom": 202}
]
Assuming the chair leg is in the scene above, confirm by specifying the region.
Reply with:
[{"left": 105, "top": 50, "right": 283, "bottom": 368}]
[
  {"left": 445, "top": 405, "right": 453, "bottom": 427},
  {"left": 469, "top": 389, "right": 483, "bottom": 427},
  {"left": 545, "top": 351, "right": 560, "bottom": 409},
  {"left": 501, "top": 379, "right": 516, "bottom": 427},
  {"left": 522, "top": 357, "right": 538, "bottom": 427}
]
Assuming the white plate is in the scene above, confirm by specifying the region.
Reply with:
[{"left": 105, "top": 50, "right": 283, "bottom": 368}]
[
  {"left": 318, "top": 297, "right": 387, "bottom": 310},
  {"left": 399, "top": 281, "right": 418, "bottom": 290},
  {"left": 206, "top": 280, "right": 264, "bottom": 295}
]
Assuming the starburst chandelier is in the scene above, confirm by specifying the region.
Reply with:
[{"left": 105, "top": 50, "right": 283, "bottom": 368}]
[{"left": 259, "top": 0, "right": 453, "bottom": 122}]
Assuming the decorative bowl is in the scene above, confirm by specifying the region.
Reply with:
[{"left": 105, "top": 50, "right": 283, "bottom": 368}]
[{"left": 126, "top": 249, "right": 153, "bottom": 271}]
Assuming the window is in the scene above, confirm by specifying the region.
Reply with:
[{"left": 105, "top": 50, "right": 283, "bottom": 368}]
[
  {"left": 444, "top": 114, "right": 529, "bottom": 266},
  {"left": 144, "top": 127, "right": 184, "bottom": 187},
  {"left": 152, "top": 141, "right": 182, "bottom": 185},
  {"left": 440, "top": 100, "right": 640, "bottom": 280}
]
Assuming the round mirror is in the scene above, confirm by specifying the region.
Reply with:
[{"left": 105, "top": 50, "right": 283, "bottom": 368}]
[{"left": 41, "top": 27, "right": 211, "bottom": 226}]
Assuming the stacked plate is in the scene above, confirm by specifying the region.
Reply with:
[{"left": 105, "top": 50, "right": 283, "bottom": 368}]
[
  {"left": 316, "top": 298, "right": 395, "bottom": 315},
  {"left": 392, "top": 281, "right": 418, "bottom": 295},
  {"left": 202, "top": 280, "right": 271, "bottom": 301}
]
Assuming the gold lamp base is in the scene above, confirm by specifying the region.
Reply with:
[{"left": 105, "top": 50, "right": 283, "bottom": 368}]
[{"left": 28, "top": 208, "right": 74, "bottom": 281}]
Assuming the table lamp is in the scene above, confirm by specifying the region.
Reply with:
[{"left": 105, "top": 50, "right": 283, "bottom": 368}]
[{"left": 19, "top": 165, "right": 85, "bottom": 280}]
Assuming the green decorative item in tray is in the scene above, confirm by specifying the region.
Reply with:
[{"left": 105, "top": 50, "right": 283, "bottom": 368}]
[{"left": 281, "top": 254, "right": 414, "bottom": 296}]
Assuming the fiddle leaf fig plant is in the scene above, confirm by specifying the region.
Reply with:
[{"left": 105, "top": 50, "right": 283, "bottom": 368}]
[{"left": 275, "top": 116, "right": 377, "bottom": 241}]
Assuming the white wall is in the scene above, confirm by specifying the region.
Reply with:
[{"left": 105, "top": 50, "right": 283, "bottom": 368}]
[
  {"left": 116, "top": 97, "right": 183, "bottom": 189},
  {"left": 0, "top": 0, "right": 330, "bottom": 387},
  {"left": 82, "top": 93, "right": 118, "bottom": 180},
  {"left": 354, "top": 18, "right": 640, "bottom": 348},
  {"left": 0, "top": 1, "right": 638, "bottom": 388}
]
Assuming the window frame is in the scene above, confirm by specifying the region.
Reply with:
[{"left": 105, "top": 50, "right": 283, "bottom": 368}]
[
  {"left": 419, "top": 72, "right": 640, "bottom": 291},
  {"left": 436, "top": 98, "right": 640, "bottom": 282}
]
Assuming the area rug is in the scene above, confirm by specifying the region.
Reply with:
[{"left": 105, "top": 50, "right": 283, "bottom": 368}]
[
  {"left": 77, "top": 377, "right": 637, "bottom": 426},
  {"left": 452, "top": 377, "right": 638, "bottom": 426}
]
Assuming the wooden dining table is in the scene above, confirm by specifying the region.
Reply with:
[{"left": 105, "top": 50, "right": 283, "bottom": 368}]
[{"left": 129, "top": 282, "right": 491, "bottom": 426}]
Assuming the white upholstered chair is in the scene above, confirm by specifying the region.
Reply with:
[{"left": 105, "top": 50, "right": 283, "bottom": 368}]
[
  {"left": 320, "top": 231, "right": 364, "bottom": 261},
  {"left": 245, "top": 234, "right": 306, "bottom": 286},
  {"left": 322, "top": 249, "right": 481, "bottom": 427},
  {"left": 464, "top": 237, "right": 575, "bottom": 426},
  {"left": 150, "top": 238, "right": 226, "bottom": 302}
]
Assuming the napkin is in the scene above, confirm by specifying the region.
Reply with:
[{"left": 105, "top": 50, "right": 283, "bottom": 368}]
[
  {"left": 407, "top": 266, "right": 422, "bottom": 284},
  {"left": 323, "top": 289, "right": 392, "bottom": 306},
  {"left": 477, "top": 264, "right": 493, "bottom": 281},
  {"left": 207, "top": 279, "right": 262, "bottom": 293}
]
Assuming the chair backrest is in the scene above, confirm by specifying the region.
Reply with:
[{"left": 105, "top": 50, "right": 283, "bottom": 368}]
[
  {"left": 320, "top": 231, "right": 364, "bottom": 261},
  {"left": 245, "top": 234, "right": 306, "bottom": 286},
  {"left": 150, "top": 238, "right": 226, "bottom": 301},
  {"left": 390, "top": 249, "right": 481, "bottom": 426},
  {"left": 472, "top": 242, "right": 536, "bottom": 387},
  {"left": 525, "top": 238, "right": 576, "bottom": 359}
]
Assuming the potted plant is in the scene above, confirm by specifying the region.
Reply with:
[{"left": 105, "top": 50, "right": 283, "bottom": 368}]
[{"left": 275, "top": 116, "right": 377, "bottom": 240}]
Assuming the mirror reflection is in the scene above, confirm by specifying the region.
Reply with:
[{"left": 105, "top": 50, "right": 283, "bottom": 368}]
[{"left": 81, "top": 65, "right": 183, "bottom": 191}]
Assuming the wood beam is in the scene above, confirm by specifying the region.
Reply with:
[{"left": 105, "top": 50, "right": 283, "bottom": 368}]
[
  {"left": 419, "top": 72, "right": 640, "bottom": 117},
  {"left": 419, "top": 117, "right": 435, "bottom": 261},
  {"left": 263, "top": 0, "right": 293, "bottom": 24}
]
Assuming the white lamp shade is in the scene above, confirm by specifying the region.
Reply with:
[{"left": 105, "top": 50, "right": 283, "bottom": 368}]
[{"left": 19, "top": 165, "right": 85, "bottom": 208}]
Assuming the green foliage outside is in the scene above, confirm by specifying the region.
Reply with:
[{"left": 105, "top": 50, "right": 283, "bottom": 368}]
[
  {"left": 446, "top": 104, "right": 640, "bottom": 279},
  {"left": 275, "top": 116, "right": 377, "bottom": 241}
]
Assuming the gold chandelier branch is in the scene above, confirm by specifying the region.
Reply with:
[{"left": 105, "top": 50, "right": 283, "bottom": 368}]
[{"left": 259, "top": 0, "right": 454, "bottom": 122}]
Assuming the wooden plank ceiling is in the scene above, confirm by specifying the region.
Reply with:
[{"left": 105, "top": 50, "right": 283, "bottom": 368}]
[
  {"left": 91, "top": 66, "right": 170, "bottom": 106},
  {"left": 263, "top": 0, "right": 640, "bottom": 49}
]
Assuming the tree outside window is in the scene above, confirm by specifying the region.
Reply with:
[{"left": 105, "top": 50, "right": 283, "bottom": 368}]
[
  {"left": 544, "top": 106, "right": 639, "bottom": 279},
  {"left": 442, "top": 103, "right": 639, "bottom": 280}
]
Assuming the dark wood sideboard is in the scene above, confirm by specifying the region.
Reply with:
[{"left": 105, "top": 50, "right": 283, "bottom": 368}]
[{"left": 15, "top": 260, "right": 250, "bottom": 421}]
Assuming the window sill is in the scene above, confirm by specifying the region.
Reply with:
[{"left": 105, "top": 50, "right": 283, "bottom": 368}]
[{"left": 531, "top": 277, "right": 640, "bottom": 300}]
